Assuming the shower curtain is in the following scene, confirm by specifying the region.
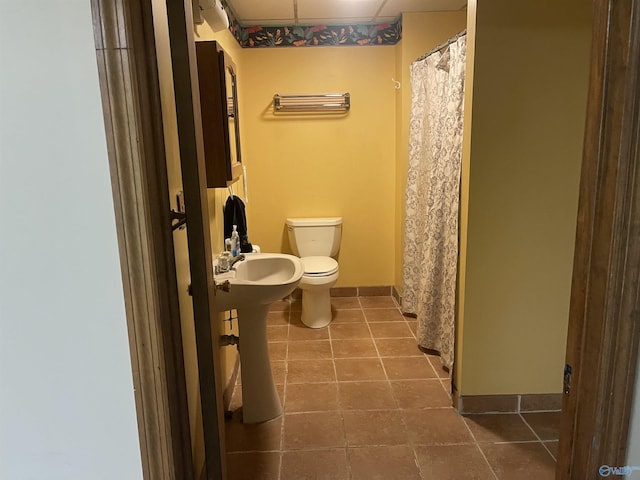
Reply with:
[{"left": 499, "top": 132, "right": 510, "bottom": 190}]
[{"left": 402, "top": 35, "right": 466, "bottom": 370}]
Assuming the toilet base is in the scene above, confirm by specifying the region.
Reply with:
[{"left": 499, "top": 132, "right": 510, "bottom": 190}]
[{"left": 301, "top": 288, "right": 332, "bottom": 328}]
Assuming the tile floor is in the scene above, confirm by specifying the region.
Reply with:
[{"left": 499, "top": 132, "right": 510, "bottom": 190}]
[{"left": 225, "top": 296, "right": 560, "bottom": 480}]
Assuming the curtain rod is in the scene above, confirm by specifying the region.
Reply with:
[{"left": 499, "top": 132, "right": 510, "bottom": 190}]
[{"left": 414, "top": 29, "right": 467, "bottom": 63}]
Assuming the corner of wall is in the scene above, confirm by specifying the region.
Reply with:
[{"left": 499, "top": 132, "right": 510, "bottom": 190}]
[{"left": 454, "top": 0, "right": 476, "bottom": 397}]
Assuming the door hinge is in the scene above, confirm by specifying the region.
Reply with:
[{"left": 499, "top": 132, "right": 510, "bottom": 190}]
[{"left": 563, "top": 364, "right": 572, "bottom": 395}]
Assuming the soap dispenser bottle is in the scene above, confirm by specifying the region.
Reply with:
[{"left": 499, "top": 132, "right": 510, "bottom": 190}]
[{"left": 230, "top": 225, "right": 239, "bottom": 257}]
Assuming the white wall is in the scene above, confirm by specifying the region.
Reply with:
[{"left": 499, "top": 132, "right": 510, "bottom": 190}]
[{"left": 0, "top": 2, "right": 143, "bottom": 479}]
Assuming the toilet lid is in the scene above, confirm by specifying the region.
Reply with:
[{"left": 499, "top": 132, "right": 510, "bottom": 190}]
[{"left": 301, "top": 256, "right": 339, "bottom": 276}]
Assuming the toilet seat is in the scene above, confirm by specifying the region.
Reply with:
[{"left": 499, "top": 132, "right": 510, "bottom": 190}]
[{"left": 301, "top": 256, "right": 339, "bottom": 277}]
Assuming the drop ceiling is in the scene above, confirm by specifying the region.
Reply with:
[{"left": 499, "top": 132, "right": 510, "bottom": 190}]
[{"left": 225, "top": 0, "right": 467, "bottom": 26}]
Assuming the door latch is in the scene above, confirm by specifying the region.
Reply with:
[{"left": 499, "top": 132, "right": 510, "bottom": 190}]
[{"left": 563, "top": 364, "right": 572, "bottom": 395}]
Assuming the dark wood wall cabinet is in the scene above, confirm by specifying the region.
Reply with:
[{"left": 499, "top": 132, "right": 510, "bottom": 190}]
[{"left": 195, "top": 41, "right": 242, "bottom": 188}]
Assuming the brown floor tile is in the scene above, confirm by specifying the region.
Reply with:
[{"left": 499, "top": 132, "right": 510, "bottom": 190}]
[
  {"left": 368, "top": 322, "right": 413, "bottom": 338},
  {"left": 225, "top": 416, "right": 283, "bottom": 452},
  {"left": 343, "top": 410, "right": 408, "bottom": 446},
  {"left": 349, "top": 445, "right": 421, "bottom": 480},
  {"left": 480, "top": 442, "right": 556, "bottom": 480},
  {"left": 402, "top": 408, "right": 474, "bottom": 445},
  {"left": 331, "top": 297, "right": 361, "bottom": 309},
  {"left": 407, "top": 320, "right": 418, "bottom": 336},
  {"left": 289, "top": 318, "right": 330, "bottom": 341},
  {"left": 267, "top": 326, "right": 289, "bottom": 342},
  {"left": 521, "top": 412, "right": 561, "bottom": 441},
  {"left": 374, "top": 337, "right": 423, "bottom": 357},
  {"left": 287, "top": 359, "right": 335, "bottom": 384},
  {"left": 543, "top": 440, "right": 558, "bottom": 459},
  {"left": 226, "top": 452, "right": 280, "bottom": 480},
  {"left": 332, "top": 309, "right": 366, "bottom": 323},
  {"left": 267, "top": 343, "right": 287, "bottom": 362},
  {"left": 464, "top": 414, "right": 537, "bottom": 443},
  {"left": 332, "top": 338, "right": 378, "bottom": 358},
  {"left": 330, "top": 322, "right": 372, "bottom": 340},
  {"left": 283, "top": 412, "right": 345, "bottom": 449},
  {"left": 266, "top": 310, "right": 289, "bottom": 326},
  {"left": 415, "top": 444, "right": 495, "bottom": 480},
  {"left": 335, "top": 358, "right": 386, "bottom": 381},
  {"left": 287, "top": 340, "right": 333, "bottom": 360},
  {"left": 269, "top": 300, "right": 290, "bottom": 312},
  {"left": 391, "top": 380, "right": 452, "bottom": 409},
  {"left": 382, "top": 356, "right": 437, "bottom": 380},
  {"left": 281, "top": 449, "right": 349, "bottom": 480},
  {"left": 229, "top": 385, "right": 285, "bottom": 416},
  {"left": 338, "top": 381, "right": 396, "bottom": 410},
  {"left": 290, "top": 298, "right": 302, "bottom": 312},
  {"left": 358, "top": 296, "right": 398, "bottom": 309},
  {"left": 364, "top": 308, "right": 405, "bottom": 322},
  {"left": 261, "top": 361, "right": 286, "bottom": 385},
  {"left": 285, "top": 383, "right": 339, "bottom": 413}
]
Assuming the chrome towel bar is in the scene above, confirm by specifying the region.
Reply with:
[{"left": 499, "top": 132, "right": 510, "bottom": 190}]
[{"left": 273, "top": 93, "right": 350, "bottom": 112}]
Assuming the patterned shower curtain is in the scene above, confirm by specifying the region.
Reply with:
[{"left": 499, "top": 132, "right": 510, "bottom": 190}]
[{"left": 402, "top": 35, "right": 466, "bottom": 370}]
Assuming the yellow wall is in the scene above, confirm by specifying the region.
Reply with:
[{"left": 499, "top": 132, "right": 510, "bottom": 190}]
[
  {"left": 393, "top": 11, "right": 468, "bottom": 293},
  {"left": 239, "top": 46, "right": 397, "bottom": 287},
  {"left": 457, "top": 0, "right": 592, "bottom": 394}
]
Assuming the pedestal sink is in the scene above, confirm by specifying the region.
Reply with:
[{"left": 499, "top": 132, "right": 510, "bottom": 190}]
[{"left": 213, "top": 253, "right": 303, "bottom": 423}]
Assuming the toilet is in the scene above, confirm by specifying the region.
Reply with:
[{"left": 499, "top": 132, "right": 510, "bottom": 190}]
[{"left": 286, "top": 217, "right": 342, "bottom": 328}]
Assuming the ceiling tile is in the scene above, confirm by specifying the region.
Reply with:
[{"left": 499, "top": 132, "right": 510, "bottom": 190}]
[
  {"left": 227, "top": 0, "right": 295, "bottom": 23},
  {"left": 225, "top": 0, "right": 467, "bottom": 26},
  {"left": 297, "top": 0, "right": 382, "bottom": 21},
  {"left": 242, "top": 18, "right": 297, "bottom": 26},
  {"left": 373, "top": 16, "right": 400, "bottom": 23},
  {"left": 378, "top": 0, "right": 466, "bottom": 16},
  {"left": 296, "top": 17, "right": 381, "bottom": 25}
]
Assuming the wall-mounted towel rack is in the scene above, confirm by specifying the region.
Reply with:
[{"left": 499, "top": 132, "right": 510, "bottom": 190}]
[{"left": 273, "top": 93, "right": 350, "bottom": 112}]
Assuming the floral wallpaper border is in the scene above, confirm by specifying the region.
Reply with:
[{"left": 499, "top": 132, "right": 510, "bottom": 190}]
[{"left": 226, "top": 8, "right": 402, "bottom": 48}]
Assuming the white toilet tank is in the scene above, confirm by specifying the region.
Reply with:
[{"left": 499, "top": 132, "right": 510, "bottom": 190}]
[{"left": 286, "top": 217, "right": 342, "bottom": 257}]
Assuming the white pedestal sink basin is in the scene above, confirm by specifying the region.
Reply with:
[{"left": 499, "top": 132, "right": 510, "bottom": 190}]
[{"left": 213, "top": 253, "right": 303, "bottom": 423}]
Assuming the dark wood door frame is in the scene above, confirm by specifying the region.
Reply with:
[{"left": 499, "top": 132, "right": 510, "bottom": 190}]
[
  {"left": 91, "top": 0, "right": 194, "bottom": 478},
  {"left": 557, "top": 0, "right": 640, "bottom": 478},
  {"left": 163, "top": 1, "right": 228, "bottom": 479}
]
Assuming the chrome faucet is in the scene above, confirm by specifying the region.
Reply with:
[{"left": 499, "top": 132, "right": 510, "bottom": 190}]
[{"left": 229, "top": 254, "right": 246, "bottom": 269}]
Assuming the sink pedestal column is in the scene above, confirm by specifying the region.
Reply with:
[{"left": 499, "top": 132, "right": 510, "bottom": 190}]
[{"left": 237, "top": 304, "right": 282, "bottom": 423}]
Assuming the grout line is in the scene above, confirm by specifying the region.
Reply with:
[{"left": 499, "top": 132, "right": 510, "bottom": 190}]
[
  {"left": 459, "top": 417, "right": 500, "bottom": 480},
  {"left": 364, "top": 302, "right": 424, "bottom": 479},
  {"left": 327, "top": 305, "right": 352, "bottom": 479},
  {"left": 276, "top": 304, "right": 291, "bottom": 477},
  {"left": 519, "top": 413, "right": 557, "bottom": 461},
  {"left": 519, "top": 408, "right": 563, "bottom": 413}
]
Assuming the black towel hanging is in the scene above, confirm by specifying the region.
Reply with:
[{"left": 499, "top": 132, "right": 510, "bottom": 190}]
[{"left": 223, "top": 195, "right": 253, "bottom": 253}]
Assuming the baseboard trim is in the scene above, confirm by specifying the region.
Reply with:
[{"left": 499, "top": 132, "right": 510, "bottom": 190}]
[
  {"left": 330, "top": 286, "right": 393, "bottom": 297},
  {"left": 457, "top": 393, "right": 562, "bottom": 414},
  {"left": 291, "top": 285, "right": 397, "bottom": 298},
  {"left": 392, "top": 285, "right": 402, "bottom": 305}
]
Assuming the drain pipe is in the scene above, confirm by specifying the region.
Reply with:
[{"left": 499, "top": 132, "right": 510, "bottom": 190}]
[{"left": 220, "top": 334, "right": 239, "bottom": 348}]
